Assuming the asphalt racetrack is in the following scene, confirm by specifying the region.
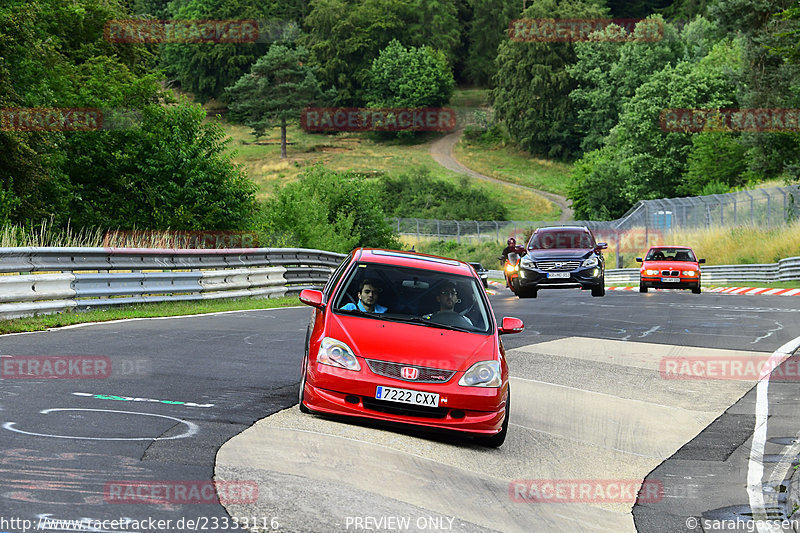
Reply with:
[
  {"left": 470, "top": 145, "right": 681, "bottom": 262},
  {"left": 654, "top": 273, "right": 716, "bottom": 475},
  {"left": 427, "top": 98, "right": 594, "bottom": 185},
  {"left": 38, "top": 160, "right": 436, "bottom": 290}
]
[{"left": 1, "top": 286, "right": 800, "bottom": 533}]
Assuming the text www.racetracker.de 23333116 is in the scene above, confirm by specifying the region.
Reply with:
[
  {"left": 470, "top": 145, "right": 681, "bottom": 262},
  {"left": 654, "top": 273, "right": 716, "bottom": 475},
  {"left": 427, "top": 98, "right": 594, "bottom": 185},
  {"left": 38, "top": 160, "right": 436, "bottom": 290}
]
[{"left": 0, "top": 515, "right": 281, "bottom": 532}]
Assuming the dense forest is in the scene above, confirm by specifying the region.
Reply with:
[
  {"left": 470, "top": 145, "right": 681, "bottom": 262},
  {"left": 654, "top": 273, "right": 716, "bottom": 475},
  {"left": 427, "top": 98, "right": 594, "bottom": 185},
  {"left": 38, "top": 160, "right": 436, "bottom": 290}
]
[{"left": 1, "top": 0, "right": 799, "bottom": 246}]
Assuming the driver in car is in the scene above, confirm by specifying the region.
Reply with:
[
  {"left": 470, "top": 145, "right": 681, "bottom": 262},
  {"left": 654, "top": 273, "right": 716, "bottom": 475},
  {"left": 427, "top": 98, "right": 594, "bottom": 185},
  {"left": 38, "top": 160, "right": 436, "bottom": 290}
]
[
  {"left": 428, "top": 281, "right": 473, "bottom": 328},
  {"left": 341, "top": 278, "right": 387, "bottom": 314}
]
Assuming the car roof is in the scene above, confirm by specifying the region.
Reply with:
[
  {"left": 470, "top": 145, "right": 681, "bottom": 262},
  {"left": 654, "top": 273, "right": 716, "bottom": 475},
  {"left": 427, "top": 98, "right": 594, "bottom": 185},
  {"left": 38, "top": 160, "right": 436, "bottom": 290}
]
[
  {"left": 535, "top": 225, "right": 590, "bottom": 233},
  {"left": 648, "top": 245, "right": 693, "bottom": 250},
  {"left": 354, "top": 248, "right": 474, "bottom": 276}
]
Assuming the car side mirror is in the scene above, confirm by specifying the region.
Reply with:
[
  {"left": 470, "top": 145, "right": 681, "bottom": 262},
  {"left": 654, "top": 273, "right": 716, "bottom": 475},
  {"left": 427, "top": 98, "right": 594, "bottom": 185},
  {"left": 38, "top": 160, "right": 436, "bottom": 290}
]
[
  {"left": 698, "top": 258, "right": 706, "bottom": 264},
  {"left": 596, "top": 242, "right": 608, "bottom": 250},
  {"left": 499, "top": 317, "right": 524, "bottom": 335},
  {"left": 299, "top": 289, "right": 325, "bottom": 308},
  {"left": 635, "top": 257, "right": 643, "bottom": 262}
]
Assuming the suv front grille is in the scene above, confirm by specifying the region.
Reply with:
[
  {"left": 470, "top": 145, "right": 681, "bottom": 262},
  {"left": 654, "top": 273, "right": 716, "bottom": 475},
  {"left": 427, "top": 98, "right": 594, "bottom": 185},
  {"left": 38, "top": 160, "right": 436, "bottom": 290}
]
[
  {"left": 537, "top": 261, "right": 581, "bottom": 271},
  {"left": 366, "top": 359, "right": 455, "bottom": 384}
]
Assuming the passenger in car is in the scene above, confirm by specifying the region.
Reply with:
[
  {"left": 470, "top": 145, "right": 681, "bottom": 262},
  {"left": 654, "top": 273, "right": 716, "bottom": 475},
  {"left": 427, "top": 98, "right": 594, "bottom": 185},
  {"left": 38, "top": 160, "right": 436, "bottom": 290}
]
[{"left": 341, "top": 278, "right": 388, "bottom": 313}]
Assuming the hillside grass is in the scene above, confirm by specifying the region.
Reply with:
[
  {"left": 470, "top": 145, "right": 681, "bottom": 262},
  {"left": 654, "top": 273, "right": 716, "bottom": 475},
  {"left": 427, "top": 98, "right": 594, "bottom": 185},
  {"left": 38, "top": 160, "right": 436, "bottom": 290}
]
[{"left": 220, "top": 87, "right": 559, "bottom": 221}]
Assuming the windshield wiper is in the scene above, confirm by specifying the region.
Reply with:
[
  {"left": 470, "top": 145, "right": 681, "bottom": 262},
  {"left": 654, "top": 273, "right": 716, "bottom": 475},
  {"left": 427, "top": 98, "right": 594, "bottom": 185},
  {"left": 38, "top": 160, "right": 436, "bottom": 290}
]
[{"left": 387, "top": 315, "right": 473, "bottom": 333}]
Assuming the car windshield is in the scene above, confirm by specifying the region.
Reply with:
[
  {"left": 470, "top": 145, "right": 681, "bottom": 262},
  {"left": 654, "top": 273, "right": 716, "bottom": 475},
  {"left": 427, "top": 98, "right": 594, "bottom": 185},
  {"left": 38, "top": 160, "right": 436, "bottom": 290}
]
[
  {"left": 646, "top": 248, "right": 696, "bottom": 261},
  {"left": 529, "top": 230, "right": 594, "bottom": 249},
  {"left": 333, "top": 262, "right": 492, "bottom": 334}
]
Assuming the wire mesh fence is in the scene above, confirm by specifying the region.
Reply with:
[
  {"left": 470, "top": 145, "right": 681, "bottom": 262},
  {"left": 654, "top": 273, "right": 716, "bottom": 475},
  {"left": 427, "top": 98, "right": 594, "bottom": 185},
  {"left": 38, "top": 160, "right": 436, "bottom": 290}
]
[
  {"left": 389, "top": 184, "right": 800, "bottom": 268},
  {"left": 389, "top": 184, "right": 800, "bottom": 243}
]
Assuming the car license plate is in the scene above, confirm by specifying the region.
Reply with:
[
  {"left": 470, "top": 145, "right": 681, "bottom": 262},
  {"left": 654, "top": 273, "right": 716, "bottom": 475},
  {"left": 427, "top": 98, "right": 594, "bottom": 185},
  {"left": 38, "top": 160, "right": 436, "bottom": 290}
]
[
  {"left": 376, "top": 386, "right": 439, "bottom": 407},
  {"left": 547, "top": 272, "right": 570, "bottom": 279},
  {"left": 661, "top": 277, "right": 680, "bottom": 283}
]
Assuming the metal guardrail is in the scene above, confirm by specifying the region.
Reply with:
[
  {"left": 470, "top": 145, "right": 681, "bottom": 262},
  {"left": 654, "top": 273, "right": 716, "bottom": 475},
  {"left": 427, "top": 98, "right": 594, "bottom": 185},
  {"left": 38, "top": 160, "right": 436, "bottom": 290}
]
[{"left": 0, "top": 247, "right": 346, "bottom": 320}]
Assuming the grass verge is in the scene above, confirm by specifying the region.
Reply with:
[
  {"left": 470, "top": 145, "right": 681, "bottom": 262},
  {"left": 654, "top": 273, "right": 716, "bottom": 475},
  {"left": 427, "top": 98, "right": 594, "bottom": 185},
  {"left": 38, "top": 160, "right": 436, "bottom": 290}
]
[{"left": 0, "top": 296, "right": 301, "bottom": 335}]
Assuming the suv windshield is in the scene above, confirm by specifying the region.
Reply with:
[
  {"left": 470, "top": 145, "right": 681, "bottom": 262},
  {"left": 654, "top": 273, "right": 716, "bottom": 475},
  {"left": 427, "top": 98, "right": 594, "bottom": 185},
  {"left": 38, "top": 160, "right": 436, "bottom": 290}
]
[
  {"left": 333, "top": 262, "right": 492, "bottom": 334},
  {"left": 529, "top": 230, "right": 594, "bottom": 250},
  {"left": 646, "top": 248, "right": 696, "bottom": 261}
]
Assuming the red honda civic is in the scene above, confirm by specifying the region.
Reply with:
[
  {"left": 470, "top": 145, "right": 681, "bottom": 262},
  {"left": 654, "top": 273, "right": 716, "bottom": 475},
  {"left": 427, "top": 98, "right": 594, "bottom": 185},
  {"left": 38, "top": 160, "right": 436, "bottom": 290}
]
[{"left": 298, "top": 248, "right": 524, "bottom": 447}]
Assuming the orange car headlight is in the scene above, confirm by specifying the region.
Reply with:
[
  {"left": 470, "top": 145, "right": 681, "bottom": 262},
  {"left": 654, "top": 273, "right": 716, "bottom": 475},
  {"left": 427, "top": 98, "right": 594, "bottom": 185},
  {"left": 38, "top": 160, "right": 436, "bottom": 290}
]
[
  {"left": 644, "top": 269, "right": 659, "bottom": 276},
  {"left": 682, "top": 270, "right": 698, "bottom": 276}
]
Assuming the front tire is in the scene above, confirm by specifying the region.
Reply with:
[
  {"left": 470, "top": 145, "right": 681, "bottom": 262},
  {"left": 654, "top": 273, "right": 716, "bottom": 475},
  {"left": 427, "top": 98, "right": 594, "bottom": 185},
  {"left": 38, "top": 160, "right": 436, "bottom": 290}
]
[
  {"left": 298, "top": 356, "right": 311, "bottom": 414},
  {"left": 639, "top": 284, "right": 648, "bottom": 293},
  {"left": 692, "top": 287, "right": 701, "bottom": 294},
  {"left": 517, "top": 286, "right": 537, "bottom": 298},
  {"left": 591, "top": 284, "right": 605, "bottom": 297},
  {"left": 477, "top": 389, "right": 510, "bottom": 448}
]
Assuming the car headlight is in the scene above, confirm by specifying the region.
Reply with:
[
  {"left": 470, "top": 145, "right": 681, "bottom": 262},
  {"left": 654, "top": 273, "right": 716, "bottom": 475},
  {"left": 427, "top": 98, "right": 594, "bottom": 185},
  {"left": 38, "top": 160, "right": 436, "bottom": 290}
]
[
  {"left": 645, "top": 269, "right": 660, "bottom": 275},
  {"left": 520, "top": 257, "right": 535, "bottom": 269},
  {"left": 459, "top": 361, "right": 502, "bottom": 387},
  {"left": 317, "top": 337, "right": 361, "bottom": 371},
  {"left": 682, "top": 270, "right": 697, "bottom": 276},
  {"left": 582, "top": 256, "right": 598, "bottom": 268}
]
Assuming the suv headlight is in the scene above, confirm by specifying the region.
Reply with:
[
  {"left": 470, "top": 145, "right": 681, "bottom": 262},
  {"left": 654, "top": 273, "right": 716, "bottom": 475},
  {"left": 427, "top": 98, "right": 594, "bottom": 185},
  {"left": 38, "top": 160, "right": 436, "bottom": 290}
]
[
  {"left": 520, "top": 257, "right": 535, "bottom": 269},
  {"left": 582, "top": 256, "right": 598, "bottom": 268},
  {"left": 459, "top": 361, "right": 502, "bottom": 387},
  {"left": 318, "top": 337, "right": 361, "bottom": 371}
]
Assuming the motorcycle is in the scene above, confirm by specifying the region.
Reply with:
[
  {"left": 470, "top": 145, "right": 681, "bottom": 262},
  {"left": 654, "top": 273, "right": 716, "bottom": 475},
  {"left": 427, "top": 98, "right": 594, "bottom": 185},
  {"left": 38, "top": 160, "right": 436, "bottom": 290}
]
[{"left": 499, "top": 246, "right": 524, "bottom": 294}]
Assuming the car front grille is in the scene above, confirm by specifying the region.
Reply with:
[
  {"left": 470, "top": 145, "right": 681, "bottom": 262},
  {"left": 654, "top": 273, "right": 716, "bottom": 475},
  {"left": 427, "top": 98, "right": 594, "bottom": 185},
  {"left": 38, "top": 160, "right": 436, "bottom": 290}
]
[
  {"left": 361, "top": 397, "right": 449, "bottom": 419},
  {"left": 537, "top": 261, "right": 582, "bottom": 271},
  {"left": 661, "top": 270, "right": 679, "bottom": 276},
  {"left": 366, "top": 359, "right": 456, "bottom": 384}
]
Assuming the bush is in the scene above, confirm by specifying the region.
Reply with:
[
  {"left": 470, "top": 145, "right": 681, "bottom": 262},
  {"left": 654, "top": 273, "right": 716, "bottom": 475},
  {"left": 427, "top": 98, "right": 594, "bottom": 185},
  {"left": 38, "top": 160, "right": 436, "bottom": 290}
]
[
  {"left": 375, "top": 168, "right": 508, "bottom": 220},
  {"left": 258, "top": 165, "right": 401, "bottom": 253}
]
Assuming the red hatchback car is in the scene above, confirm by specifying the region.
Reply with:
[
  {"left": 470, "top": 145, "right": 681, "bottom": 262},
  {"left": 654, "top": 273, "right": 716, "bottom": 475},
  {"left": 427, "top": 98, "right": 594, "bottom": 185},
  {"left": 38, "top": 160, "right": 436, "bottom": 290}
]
[
  {"left": 636, "top": 246, "right": 706, "bottom": 293},
  {"left": 298, "top": 248, "right": 524, "bottom": 447}
]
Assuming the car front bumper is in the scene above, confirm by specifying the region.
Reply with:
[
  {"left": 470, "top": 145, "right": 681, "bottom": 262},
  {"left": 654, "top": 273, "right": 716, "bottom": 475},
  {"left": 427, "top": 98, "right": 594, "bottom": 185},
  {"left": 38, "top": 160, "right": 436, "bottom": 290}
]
[
  {"left": 640, "top": 276, "right": 700, "bottom": 290},
  {"left": 517, "top": 266, "right": 603, "bottom": 290},
  {"left": 302, "top": 362, "right": 507, "bottom": 435}
]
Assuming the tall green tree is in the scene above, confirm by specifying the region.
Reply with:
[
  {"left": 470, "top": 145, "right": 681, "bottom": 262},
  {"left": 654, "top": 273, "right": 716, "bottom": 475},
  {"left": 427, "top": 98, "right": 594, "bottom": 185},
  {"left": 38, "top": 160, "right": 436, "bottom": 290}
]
[
  {"left": 160, "top": 0, "right": 287, "bottom": 103},
  {"left": 491, "top": 0, "right": 608, "bottom": 159},
  {"left": 226, "top": 44, "right": 332, "bottom": 158},
  {"left": 302, "top": 0, "right": 460, "bottom": 105},
  {"left": 462, "top": 0, "right": 520, "bottom": 86},
  {"left": 709, "top": 0, "right": 800, "bottom": 181},
  {"left": 568, "top": 16, "right": 683, "bottom": 153},
  {"left": 366, "top": 40, "right": 454, "bottom": 109}
]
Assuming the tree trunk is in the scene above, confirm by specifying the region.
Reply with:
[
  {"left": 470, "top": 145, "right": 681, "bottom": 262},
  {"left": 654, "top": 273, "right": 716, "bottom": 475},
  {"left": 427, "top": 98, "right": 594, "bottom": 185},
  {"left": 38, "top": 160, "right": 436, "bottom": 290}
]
[{"left": 280, "top": 118, "right": 287, "bottom": 159}]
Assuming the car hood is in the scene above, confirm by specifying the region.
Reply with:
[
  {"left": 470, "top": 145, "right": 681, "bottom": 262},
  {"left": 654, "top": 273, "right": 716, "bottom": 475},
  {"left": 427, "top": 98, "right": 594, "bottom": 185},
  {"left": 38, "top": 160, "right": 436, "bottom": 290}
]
[
  {"left": 642, "top": 260, "right": 699, "bottom": 270},
  {"left": 524, "top": 249, "right": 592, "bottom": 260},
  {"left": 326, "top": 314, "right": 498, "bottom": 371}
]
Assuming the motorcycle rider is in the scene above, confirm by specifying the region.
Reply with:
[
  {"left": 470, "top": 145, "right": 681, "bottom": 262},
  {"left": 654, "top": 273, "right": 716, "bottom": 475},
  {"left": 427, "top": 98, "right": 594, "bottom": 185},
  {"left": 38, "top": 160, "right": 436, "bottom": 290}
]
[{"left": 501, "top": 237, "right": 517, "bottom": 264}]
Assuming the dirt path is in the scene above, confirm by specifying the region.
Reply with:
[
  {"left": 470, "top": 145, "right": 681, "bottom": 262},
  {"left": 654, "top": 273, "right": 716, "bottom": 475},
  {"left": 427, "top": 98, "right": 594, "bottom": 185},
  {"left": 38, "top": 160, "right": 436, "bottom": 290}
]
[{"left": 429, "top": 129, "right": 574, "bottom": 221}]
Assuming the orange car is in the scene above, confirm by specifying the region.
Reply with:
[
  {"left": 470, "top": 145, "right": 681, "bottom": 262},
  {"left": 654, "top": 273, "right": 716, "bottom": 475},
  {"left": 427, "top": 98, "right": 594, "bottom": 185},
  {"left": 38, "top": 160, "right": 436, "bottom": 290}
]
[{"left": 636, "top": 246, "right": 705, "bottom": 294}]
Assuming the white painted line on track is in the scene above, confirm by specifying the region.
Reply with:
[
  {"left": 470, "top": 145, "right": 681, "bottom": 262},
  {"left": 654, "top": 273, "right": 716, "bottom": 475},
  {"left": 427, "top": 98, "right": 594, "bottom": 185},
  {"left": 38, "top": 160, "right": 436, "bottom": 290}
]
[{"left": 747, "top": 335, "right": 800, "bottom": 533}]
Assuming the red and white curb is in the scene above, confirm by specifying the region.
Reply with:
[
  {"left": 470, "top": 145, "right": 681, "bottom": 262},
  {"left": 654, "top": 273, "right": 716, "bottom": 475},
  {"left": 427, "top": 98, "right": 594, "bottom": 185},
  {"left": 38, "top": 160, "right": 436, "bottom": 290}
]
[{"left": 607, "top": 286, "right": 800, "bottom": 296}]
